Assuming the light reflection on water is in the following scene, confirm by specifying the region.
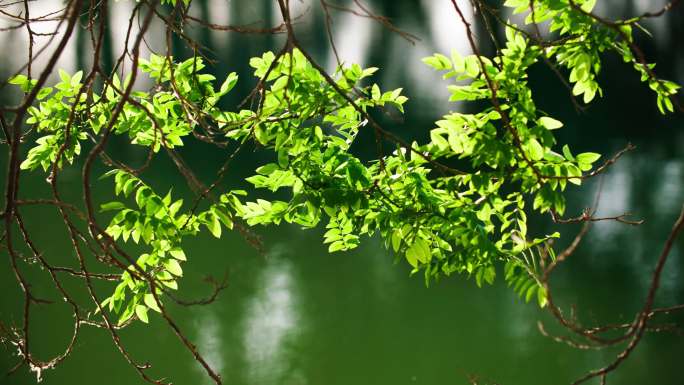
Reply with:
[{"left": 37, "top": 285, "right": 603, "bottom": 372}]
[
  {"left": 194, "top": 310, "right": 225, "bottom": 385},
  {"left": 421, "top": 0, "right": 472, "bottom": 56},
  {"left": 588, "top": 158, "right": 632, "bottom": 241},
  {"left": 242, "top": 247, "right": 303, "bottom": 385},
  {"left": 654, "top": 161, "right": 683, "bottom": 216},
  {"left": 324, "top": 8, "right": 376, "bottom": 70},
  {"left": 584, "top": 154, "right": 684, "bottom": 304}
]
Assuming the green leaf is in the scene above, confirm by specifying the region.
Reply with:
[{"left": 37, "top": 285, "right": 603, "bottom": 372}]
[
  {"left": 371, "top": 84, "right": 381, "bottom": 100},
  {"left": 528, "top": 138, "right": 544, "bottom": 161},
  {"left": 422, "top": 54, "right": 452, "bottom": 71},
  {"left": 213, "top": 206, "right": 233, "bottom": 229},
  {"left": 169, "top": 248, "right": 187, "bottom": 261},
  {"left": 145, "top": 196, "right": 163, "bottom": 216},
  {"left": 135, "top": 187, "right": 152, "bottom": 208},
  {"left": 118, "top": 301, "right": 135, "bottom": 325},
  {"left": 36, "top": 87, "right": 53, "bottom": 100},
  {"left": 391, "top": 230, "right": 402, "bottom": 252},
  {"left": 144, "top": 293, "right": 161, "bottom": 313},
  {"left": 205, "top": 212, "right": 222, "bottom": 238},
  {"left": 562, "top": 144, "right": 574, "bottom": 161},
  {"left": 538, "top": 116, "right": 563, "bottom": 130},
  {"left": 100, "top": 201, "right": 126, "bottom": 212},
  {"left": 59, "top": 69, "right": 71, "bottom": 84},
  {"left": 537, "top": 286, "right": 548, "bottom": 308},
  {"left": 8, "top": 74, "right": 28, "bottom": 86},
  {"left": 71, "top": 70, "right": 83, "bottom": 86},
  {"left": 451, "top": 49, "right": 465, "bottom": 72},
  {"left": 464, "top": 56, "right": 480, "bottom": 78},
  {"left": 256, "top": 163, "right": 279, "bottom": 175},
  {"left": 567, "top": 164, "right": 583, "bottom": 185},
  {"left": 581, "top": 0, "right": 597, "bottom": 12},
  {"left": 9, "top": 74, "right": 36, "bottom": 92},
  {"left": 162, "top": 277, "right": 178, "bottom": 290},
  {"left": 328, "top": 241, "right": 345, "bottom": 252},
  {"left": 576, "top": 152, "right": 601, "bottom": 164},
  {"left": 219, "top": 72, "right": 238, "bottom": 95},
  {"left": 135, "top": 304, "right": 149, "bottom": 323},
  {"left": 164, "top": 259, "right": 183, "bottom": 277},
  {"left": 122, "top": 178, "right": 138, "bottom": 197},
  {"left": 406, "top": 238, "right": 430, "bottom": 267},
  {"left": 169, "top": 199, "right": 183, "bottom": 217}
]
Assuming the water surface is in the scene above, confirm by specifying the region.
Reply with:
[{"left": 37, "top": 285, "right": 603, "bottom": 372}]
[{"left": 1, "top": 1, "right": 683, "bottom": 384}]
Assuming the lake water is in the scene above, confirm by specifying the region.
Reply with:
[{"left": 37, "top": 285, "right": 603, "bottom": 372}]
[{"left": 1, "top": 1, "right": 683, "bottom": 384}]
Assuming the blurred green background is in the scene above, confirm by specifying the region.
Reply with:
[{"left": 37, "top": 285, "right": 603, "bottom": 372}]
[{"left": 1, "top": 1, "right": 683, "bottom": 384}]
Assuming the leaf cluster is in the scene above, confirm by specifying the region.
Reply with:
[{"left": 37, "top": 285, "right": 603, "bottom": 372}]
[{"left": 11, "top": 0, "right": 681, "bottom": 321}]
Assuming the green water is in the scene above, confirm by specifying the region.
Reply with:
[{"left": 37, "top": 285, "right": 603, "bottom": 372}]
[{"left": 1, "top": 1, "right": 683, "bottom": 384}]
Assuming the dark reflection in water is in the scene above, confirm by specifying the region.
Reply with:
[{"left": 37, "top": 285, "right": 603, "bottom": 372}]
[{"left": 1, "top": 1, "right": 683, "bottom": 384}]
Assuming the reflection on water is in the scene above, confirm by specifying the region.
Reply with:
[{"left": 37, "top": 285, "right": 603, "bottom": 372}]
[
  {"left": 503, "top": 297, "right": 536, "bottom": 355},
  {"left": 324, "top": 9, "right": 375, "bottom": 69},
  {"left": 0, "top": 2, "right": 77, "bottom": 77},
  {"left": 366, "top": 245, "right": 399, "bottom": 305},
  {"left": 421, "top": 0, "right": 472, "bottom": 56},
  {"left": 195, "top": 310, "right": 225, "bottom": 385},
  {"left": 596, "top": 0, "right": 669, "bottom": 38},
  {"left": 589, "top": 159, "right": 632, "bottom": 241},
  {"left": 243, "top": 247, "right": 302, "bottom": 385},
  {"left": 655, "top": 161, "right": 683, "bottom": 215},
  {"left": 659, "top": 246, "right": 681, "bottom": 304}
]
